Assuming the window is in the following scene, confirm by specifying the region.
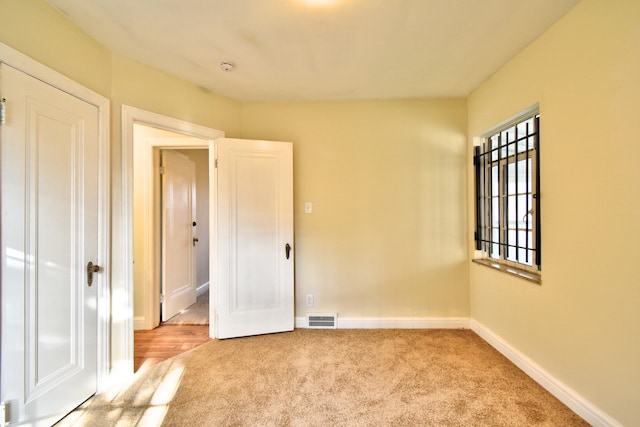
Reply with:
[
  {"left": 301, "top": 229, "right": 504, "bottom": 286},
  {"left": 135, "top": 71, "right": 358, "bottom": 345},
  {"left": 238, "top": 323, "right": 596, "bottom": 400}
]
[{"left": 474, "top": 107, "right": 540, "bottom": 274}]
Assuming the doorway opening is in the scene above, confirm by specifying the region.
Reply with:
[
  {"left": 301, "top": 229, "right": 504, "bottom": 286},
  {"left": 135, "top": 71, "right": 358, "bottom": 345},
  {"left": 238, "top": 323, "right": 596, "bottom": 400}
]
[{"left": 132, "top": 124, "right": 214, "bottom": 371}]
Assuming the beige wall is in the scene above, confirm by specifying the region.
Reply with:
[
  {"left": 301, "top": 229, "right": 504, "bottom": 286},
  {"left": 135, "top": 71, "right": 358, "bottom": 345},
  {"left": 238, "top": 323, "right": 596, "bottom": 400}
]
[
  {"left": 467, "top": 0, "right": 640, "bottom": 424},
  {"left": 110, "top": 53, "right": 241, "bottom": 137},
  {"left": 0, "top": 0, "right": 111, "bottom": 97},
  {"left": 241, "top": 100, "right": 469, "bottom": 318}
]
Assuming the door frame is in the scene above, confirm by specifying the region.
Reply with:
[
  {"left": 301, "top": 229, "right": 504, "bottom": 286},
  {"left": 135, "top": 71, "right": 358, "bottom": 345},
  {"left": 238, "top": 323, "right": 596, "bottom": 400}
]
[
  {"left": 121, "top": 106, "right": 223, "bottom": 365},
  {"left": 0, "top": 42, "right": 111, "bottom": 391}
]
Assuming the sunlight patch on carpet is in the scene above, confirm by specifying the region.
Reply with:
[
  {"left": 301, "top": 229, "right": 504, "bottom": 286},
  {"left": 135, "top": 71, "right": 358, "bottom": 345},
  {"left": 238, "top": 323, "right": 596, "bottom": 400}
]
[
  {"left": 138, "top": 405, "right": 168, "bottom": 426},
  {"left": 151, "top": 366, "right": 184, "bottom": 406}
]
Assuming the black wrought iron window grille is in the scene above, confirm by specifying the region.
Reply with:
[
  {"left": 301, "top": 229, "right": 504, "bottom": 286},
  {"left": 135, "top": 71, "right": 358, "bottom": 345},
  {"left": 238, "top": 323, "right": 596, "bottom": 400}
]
[{"left": 474, "top": 111, "right": 541, "bottom": 271}]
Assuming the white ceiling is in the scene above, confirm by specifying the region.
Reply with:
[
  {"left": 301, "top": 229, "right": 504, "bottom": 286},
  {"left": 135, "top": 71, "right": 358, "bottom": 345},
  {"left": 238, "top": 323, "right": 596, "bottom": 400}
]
[{"left": 44, "top": 0, "right": 580, "bottom": 102}]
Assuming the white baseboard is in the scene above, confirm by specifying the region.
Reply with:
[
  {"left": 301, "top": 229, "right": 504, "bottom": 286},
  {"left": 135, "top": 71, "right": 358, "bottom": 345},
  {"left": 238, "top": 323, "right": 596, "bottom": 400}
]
[
  {"left": 296, "top": 316, "right": 470, "bottom": 329},
  {"left": 196, "top": 281, "right": 210, "bottom": 296},
  {"left": 470, "top": 320, "right": 621, "bottom": 427},
  {"left": 133, "top": 316, "right": 146, "bottom": 331}
]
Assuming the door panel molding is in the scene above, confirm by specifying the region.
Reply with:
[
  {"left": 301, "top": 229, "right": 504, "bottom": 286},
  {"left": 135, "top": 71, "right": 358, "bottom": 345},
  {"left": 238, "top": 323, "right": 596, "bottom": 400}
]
[{"left": 24, "top": 97, "right": 93, "bottom": 404}]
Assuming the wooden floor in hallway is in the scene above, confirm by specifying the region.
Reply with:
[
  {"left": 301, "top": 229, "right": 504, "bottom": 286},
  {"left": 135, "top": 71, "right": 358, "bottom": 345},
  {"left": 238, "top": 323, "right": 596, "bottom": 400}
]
[{"left": 134, "top": 324, "right": 210, "bottom": 372}]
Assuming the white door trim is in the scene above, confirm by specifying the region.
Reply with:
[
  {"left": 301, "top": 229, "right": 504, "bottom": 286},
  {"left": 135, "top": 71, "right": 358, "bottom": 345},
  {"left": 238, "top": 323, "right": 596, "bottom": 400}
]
[
  {"left": 121, "top": 106, "right": 224, "bottom": 367},
  {"left": 0, "top": 42, "right": 111, "bottom": 392}
]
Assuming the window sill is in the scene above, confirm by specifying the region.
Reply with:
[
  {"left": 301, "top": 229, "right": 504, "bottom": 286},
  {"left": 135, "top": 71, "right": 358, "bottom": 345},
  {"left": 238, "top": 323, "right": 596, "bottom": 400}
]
[{"left": 472, "top": 259, "right": 541, "bottom": 284}]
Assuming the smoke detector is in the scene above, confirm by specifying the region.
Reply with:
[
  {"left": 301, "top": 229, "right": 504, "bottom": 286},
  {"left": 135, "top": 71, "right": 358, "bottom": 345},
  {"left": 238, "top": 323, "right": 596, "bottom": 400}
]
[{"left": 220, "top": 61, "right": 235, "bottom": 72}]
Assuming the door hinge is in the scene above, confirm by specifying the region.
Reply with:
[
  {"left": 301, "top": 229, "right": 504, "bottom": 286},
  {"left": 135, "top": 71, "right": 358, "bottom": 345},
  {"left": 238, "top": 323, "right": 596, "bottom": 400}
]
[
  {"left": 0, "top": 98, "right": 6, "bottom": 125},
  {"left": 160, "top": 294, "right": 165, "bottom": 304},
  {"left": 159, "top": 166, "right": 166, "bottom": 175},
  {"left": 1, "top": 400, "right": 8, "bottom": 426},
  {"left": 214, "top": 159, "right": 218, "bottom": 169}
]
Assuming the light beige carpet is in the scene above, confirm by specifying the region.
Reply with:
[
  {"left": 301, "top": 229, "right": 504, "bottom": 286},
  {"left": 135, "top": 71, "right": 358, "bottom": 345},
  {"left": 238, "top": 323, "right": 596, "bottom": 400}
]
[
  {"left": 162, "top": 290, "right": 209, "bottom": 325},
  {"left": 58, "top": 329, "right": 588, "bottom": 426}
]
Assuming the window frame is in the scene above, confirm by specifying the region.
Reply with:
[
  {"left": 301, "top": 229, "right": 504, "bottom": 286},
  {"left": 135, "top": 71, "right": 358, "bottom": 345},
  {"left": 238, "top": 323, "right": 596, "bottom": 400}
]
[{"left": 473, "top": 106, "right": 541, "bottom": 278}]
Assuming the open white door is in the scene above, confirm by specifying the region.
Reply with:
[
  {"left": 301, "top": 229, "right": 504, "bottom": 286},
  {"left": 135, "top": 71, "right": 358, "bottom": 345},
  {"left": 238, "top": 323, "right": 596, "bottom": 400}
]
[
  {"left": 0, "top": 64, "right": 100, "bottom": 425},
  {"left": 216, "top": 138, "right": 294, "bottom": 339},
  {"left": 161, "top": 150, "right": 197, "bottom": 321}
]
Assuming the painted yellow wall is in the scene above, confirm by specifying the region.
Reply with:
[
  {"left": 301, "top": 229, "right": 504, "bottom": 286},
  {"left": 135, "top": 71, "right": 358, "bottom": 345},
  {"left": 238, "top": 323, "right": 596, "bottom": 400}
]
[
  {"left": 110, "top": 54, "right": 240, "bottom": 137},
  {"left": 0, "top": 0, "right": 111, "bottom": 96},
  {"left": 467, "top": 0, "right": 640, "bottom": 424},
  {"left": 241, "top": 99, "right": 469, "bottom": 318}
]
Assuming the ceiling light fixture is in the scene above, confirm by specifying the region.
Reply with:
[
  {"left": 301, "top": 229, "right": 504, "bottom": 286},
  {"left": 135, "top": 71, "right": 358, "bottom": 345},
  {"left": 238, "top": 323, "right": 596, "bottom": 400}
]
[{"left": 220, "top": 61, "right": 235, "bottom": 72}]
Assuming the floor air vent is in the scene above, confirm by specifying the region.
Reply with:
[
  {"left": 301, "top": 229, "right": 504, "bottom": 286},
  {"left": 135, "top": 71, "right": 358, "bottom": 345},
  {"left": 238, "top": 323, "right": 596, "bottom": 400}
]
[{"left": 307, "top": 313, "right": 337, "bottom": 329}]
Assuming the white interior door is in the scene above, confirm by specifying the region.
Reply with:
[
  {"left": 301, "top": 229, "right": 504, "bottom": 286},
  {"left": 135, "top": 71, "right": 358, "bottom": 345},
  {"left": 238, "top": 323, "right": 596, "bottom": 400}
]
[
  {"left": 0, "top": 64, "right": 99, "bottom": 425},
  {"left": 161, "top": 150, "right": 197, "bottom": 321},
  {"left": 216, "top": 138, "right": 294, "bottom": 339}
]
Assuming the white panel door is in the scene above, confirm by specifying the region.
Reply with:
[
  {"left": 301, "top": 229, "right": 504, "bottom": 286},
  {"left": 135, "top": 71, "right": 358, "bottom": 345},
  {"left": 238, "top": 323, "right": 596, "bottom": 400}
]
[
  {"left": 161, "top": 150, "right": 197, "bottom": 320},
  {"left": 0, "top": 64, "right": 99, "bottom": 425},
  {"left": 216, "top": 138, "right": 294, "bottom": 339}
]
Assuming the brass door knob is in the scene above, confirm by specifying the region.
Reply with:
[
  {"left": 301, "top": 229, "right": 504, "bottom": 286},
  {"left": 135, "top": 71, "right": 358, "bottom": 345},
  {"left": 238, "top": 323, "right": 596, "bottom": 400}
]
[{"left": 87, "top": 261, "right": 100, "bottom": 286}]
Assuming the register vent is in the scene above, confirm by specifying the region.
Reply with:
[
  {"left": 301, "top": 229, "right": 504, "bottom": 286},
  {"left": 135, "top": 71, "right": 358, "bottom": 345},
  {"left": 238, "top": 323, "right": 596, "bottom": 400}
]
[{"left": 307, "top": 313, "right": 337, "bottom": 329}]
